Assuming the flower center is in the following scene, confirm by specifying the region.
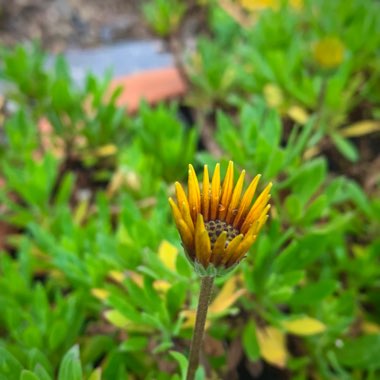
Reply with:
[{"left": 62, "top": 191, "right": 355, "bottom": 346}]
[{"left": 205, "top": 219, "right": 240, "bottom": 248}]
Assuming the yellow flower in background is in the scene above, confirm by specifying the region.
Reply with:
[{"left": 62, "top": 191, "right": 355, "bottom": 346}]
[
  {"left": 169, "top": 161, "right": 271, "bottom": 275},
  {"left": 240, "top": 0, "right": 279, "bottom": 11},
  {"left": 240, "top": 0, "right": 303, "bottom": 12},
  {"left": 313, "top": 37, "right": 345, "bottom": 69}
]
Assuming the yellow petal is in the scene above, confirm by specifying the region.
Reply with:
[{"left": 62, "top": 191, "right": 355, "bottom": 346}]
[
  {"left": 210, "top": 163, "right": 221, "bottom": 220},
  {"left": 158, "top": 240, "right": 178, "bottom": 272},
  {"left": 175, "top": 182, "right": 189, "bottom": 215},
  {"left": 169, "top": 197, "right": 183, "bottom": 228},
  {"left": 226, "top": 170, "right": 245, "bottom": 224},
  {"left": 202, "top": 165, "right": 210, "bottom": 221},
  {"left": 228, "top": 233, "right": 257, "bottom": 266},
  {"left": 233, "top": 174, "right": 261, "bottom": 229},
  {"left": 282, "top": 317, "right": 326, "bottom": 336},
  {"left": 195, "top": 214, "right": 211, "bottom": 267},
  {"left": 241, "top": 183, "right": 272, "bottom": 234},
  {"left": 256, "top": 326, "right": 287, "bottom": 368},
  {"left": 188, "top": 164, "right": 201, "bottom": 221},
  {"left": 210, "top": 231, "right": 227, "bottom": 266},
  {"left": 222, "top": 234, "right": 244, "bottom": 265},
  {"left": 219, "top": 161, "right": 234, "bottom": 220},
  {"left": 209, "top": 275, "right": 246, "bottom": 314},
  {"left": 179, "top": 200, "right": 195, "bottom": 235},
  {"left": 243, "top": 204, "right": 270, "bottom": 238},
  {"left": 256, "top": 205, "right": 270, "bottom": 233},
  {"left": 178, "top": 219, "right": 194, "bottom": 254}
]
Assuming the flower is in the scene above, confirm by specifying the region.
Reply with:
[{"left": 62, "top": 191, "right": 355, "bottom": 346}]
[
  {"left": 240, "top": 0, "right": 303, "bottom": 12},
  {"left": 169, "top": 161, "right": 272, "bottom": 276},
  {"left": 313, "top": 37, "right": 345, "bottom": 69}
]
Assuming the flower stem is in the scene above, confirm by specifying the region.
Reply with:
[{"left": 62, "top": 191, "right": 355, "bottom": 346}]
[{"left": 186, "top": 275, "right": 214, "bottom": 380}]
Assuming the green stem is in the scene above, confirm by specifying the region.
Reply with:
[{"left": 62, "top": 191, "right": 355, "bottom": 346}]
[
  {"left": 315, "top": 75, "right": 328, "bottom": 132},
  {"left": 186, "top": 275, "right": 214, "bottom": 380}
]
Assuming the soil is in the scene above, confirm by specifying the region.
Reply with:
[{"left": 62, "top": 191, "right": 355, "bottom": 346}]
[{"left": 0, "top": 0, "right": 151, "bottom": 52}]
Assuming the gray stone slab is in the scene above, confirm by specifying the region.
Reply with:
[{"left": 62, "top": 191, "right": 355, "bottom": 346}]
[
  {"left": 63, "top": 40, "right": 173, "bottom": 83},
  {"left": 0, "top": 40, "right": 173, "bottom": 94}
]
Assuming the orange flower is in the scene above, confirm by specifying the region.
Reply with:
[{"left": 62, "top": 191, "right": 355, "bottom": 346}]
[{"left": 169, "top": 161, "right": 271, "bottom": 275}]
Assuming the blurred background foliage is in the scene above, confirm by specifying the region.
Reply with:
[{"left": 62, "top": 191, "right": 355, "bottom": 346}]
[{"left": 0, "top": 0, "right": 380, "bottom": 379}]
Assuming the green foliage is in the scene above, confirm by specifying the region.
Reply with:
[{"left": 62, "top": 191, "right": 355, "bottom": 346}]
[{"left": 142, "top": 0, "right": 187, "bottom": 37}]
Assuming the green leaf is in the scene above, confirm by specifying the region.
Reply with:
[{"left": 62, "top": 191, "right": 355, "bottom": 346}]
[
  {"left": 120, "top": 336, "right": 148, "bottom": 352},
  {"left": 49, "top": 320, "right": 68, "bottom": 350},
  {"left": 334, "top": 334, "right": 380, "bottom": 369},
  {"left": 195, "top": 366, "right": 206, "bottom": 380},
  {"left": 33, "top": 365, "right": 51, "bottom": 380},
  {"left": 290, "top": 280, "right": 337, "bottom": 307},
  {"left": 285, "top": 194, "right": 302, "bottom": 222},
  {"left": 166, "top": 281, "right": 187, "bottom": 317},
  {"left": 28, "top": 350, "right": 52, "bottom": 378},
  {"left": 170, "top": 351, "right": 188, "bottom": 380},
  {"left": 57, "top": 345, "right": 83, "bottom": 380},
  {"left": 243, "top": 320, "right": 260, "bottom": 361},
  {"left": 331, "top": 133, "right": 358, "bottom": 162},
  {"left": 20, "top": 370, "right": 39, "bottom": 380},
  {"left": 285, "top": 158, "right": 327, "bottom": 207},
  {"left": 0, "top": 348, "right": 23, "bottom": 380}
]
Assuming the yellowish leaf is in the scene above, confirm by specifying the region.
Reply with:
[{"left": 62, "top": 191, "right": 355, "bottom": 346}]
[
  {"left": 125, "top": 171, "right": 141, "bottom": 191},
  {"left": 73, "top": 199, "right": 89, "bottom": 225},
  {"left": 303, "top": 146, "right": 321, "bottom": 160},
  {"left": 209, "top": 275, "right": 246, "bottom": 315},
  {"left": 340, "top": 120, "right": 380, "bottom": 138},
  {"left": 287, "top": 105, "right": 310, "bottom": 124},
  {"left": 219, "top": 0, "right": 254, "bottom": 28},
  {"left": 181, "top": 275, "right": 245, "bottom": 329},
  {"left": 263, "top": 83, "right": 284, "bottom": 108},
  {"left": 104, "top": 309, "right": 130, "bottom": 329},
  {"left": 289, "top": 0, "right": 303, "bottom": 11},
  {"left": 362, "top": 321, "right": 380, "bottom": 334},
  {"left": 88, "top": 368, "right": 102, "bottom": 380},
  {"left": 108, "top": 270, "right": 125, "bottom": 283},
  {"left": 95, "top": 144, "right": 117, "bottom": 157},
  {"left": 352, "top": 244, "right": 367, "bottom": 259},
  {"left": 181, "top": 309, "right": 212, "bottom": 330},
  {"left": 107, "top": 170, "right": 126, "bottom": 197},
  {"left": 154, "top": 280, "right": 171, "bottom": 293},
  {"left": 129, "top": 272, "right": 144, "bottom": 287},
  {"left": 91, "top": 288, "right": 109, "bottom": 301},
  {"left": 256, "top": 326, "right": 287, "bottom": 368},
  {"left": 158, "top": 240, "right": 178, "bottom": 272},
  {"left": 282, "top": 316, "right": 326, "bottom": 336}
]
